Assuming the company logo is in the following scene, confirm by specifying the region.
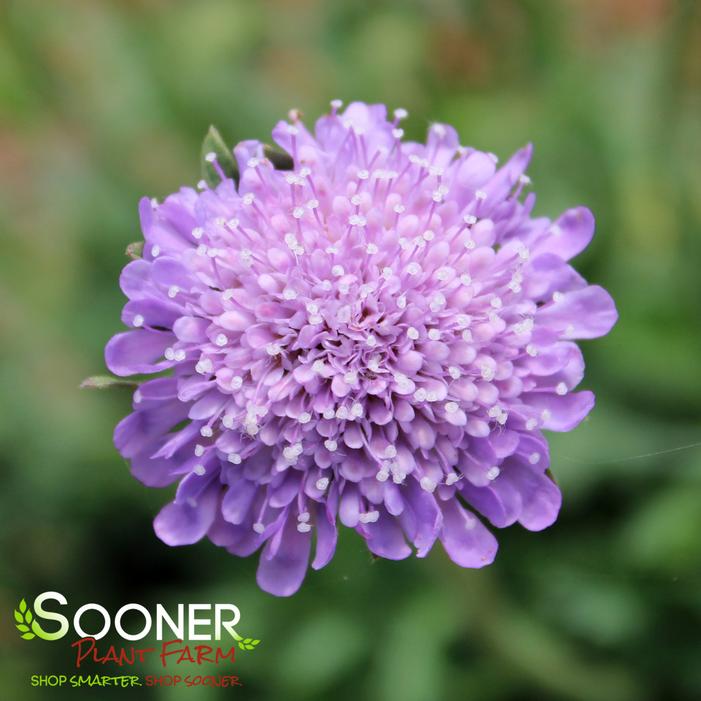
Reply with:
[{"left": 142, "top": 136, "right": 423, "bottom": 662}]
[{"left": 14, "top": 592, "right": 260, "bottom": 651}]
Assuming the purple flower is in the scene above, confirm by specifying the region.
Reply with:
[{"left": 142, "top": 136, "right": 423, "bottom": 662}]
[{"left": 105, "top": 101, "right": 617, "bottom": 596}]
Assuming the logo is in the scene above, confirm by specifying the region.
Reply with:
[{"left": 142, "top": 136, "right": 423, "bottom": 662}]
[{"left": 14, "top": 592, "right": 260, "bottom": 650}]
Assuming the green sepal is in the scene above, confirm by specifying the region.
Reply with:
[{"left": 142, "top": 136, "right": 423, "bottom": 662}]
[
  {"left": 263, "top": 144, "right": 294, "bottom": 170},
  {"left": 125, "top": 241, "right": 144, "bottom": 260},
  {"left": 201, "top": 126, "right": 239, "bottom": 187},
  {"left": 80, "top": 375, "right": 139, "bottom": 390}
]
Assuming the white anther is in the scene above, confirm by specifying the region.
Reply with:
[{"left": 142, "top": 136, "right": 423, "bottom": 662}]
[
  {"left": 200, "top": 426, "right": 213, "bottom": 438},
  {"left": 407, "top": 326, "right": 420, "bottom": 340},
  {"left": 192, "top": 227, "right": 204, "bottom": 239},
  {"left": 420, "top": 476, "right": 437, "bottom": 493},
  {"left": 490, "top": 296, "right": 503, "bottom": 309},
  {"left": 253, "top": 522, "right": 265, "bottom": 534},
  {"left": 444, "top": 401, "right": 459, "bottom": 414},
  {"left": 227, "top": 453, "right": 242, "bottom": 465},
  {"left": 366, "top": 243, "right": 379, "bottom": 254},
  {"left": 423, "top": 230, "right": 435, "bottom": 242},
  {"left": 481, "top": 365, "right": 496, "bottom": 381},
  {"left": 298, "top": 412, "right": 312, "bottom": 424},
  {"left": 393, "top": 203, "right": 405, "bottom": 214},
  {"left": 312, "top": 360, "right": 326, "bottom": 374},
  {"left": 436, "top": 267, "right": 453, "bottom": 281},
  {"left": 397, "top": 295, "right": 407, "bottom": 309},
  {"left": 132, "top": 314, "right": 144, "bottom": 328},
  {"left": 230, "top": 375, "right": 243, "bottom": 390},
  {"left": 344, "top": 371, "right": 358, "bottom": 384},
  {"left": 428, "top": 328, "right": 441, "bottom": 341},
  {"left": 151, "top": 245, "right": 160, "bottom": 257},
  {"left": 324, "top": 439, "right": 338, "bottom": 452},
  {"left": 486, "top": 466, "right": 501, "bottom": 481},
  {"left": 283, "top": 287, "right": 297, "bottom": 300},
  {"left": 193, "top": 464, "right": 206, "bottom": 476},
  {"left": 384, "top": 445, "right": 397, "bottom": 459},
  {"left": 322, "top": 408, "right": 335, "bottom": 420},
  {"left": 297, "top": 522, "right": 311, "bottom": 533},
  {"left": 283, "top": 445, "right": 299, "bottom": 462},
  {"left": 220, "top": 415, "right": 233, "bottom": 430},
  {"left": 292, "top": 206, "right": 305, "bottom": 219},
  {"left": 445, "top": 473, "right": 460, "bottom": 486},
  {"left": 195, "top": 358, "right": 213, "bottom": 374},
  {"left": 463, "top": 214, "right": 477, "bottom": 225},
  {"left": 475, "top": 190, "right": 487, "bottom": 201},
  {"left": 556, "top": 382, "right": 568, "bottom": 395},
  {"left": 316, "top": 477, "right": 330, "bottom": 491},
  {"left": 366, "top": 334, "right": 377, "bottom": 347},
  {"left": 332, "top": 265, "right": 345, "bottom": 277},
  {"left": 194, "top": 444, "right": 205, "bottom": 457},
  {"left": 529, "top": 452, "right": 541, "bottom": 465},
  {"left": 407, "top": 262, "right": 422, "bottom": 276},
  {"left": 394, "top": 108, "right": 408, "bottom": 120},
  {"left": 448, "top": 366, "right": 461, "bottom": 379},
  {"left": 552, "top": 291, "right": 565, "bottom": 303},
  {"left": 359, "top": 510, "right": 380, "bottom": 524},
  {"left": 266, "top": 343, "right": 282, "bottom": 356},
  {"left": 526, "top": 418, "right": 538, "bottom": 431},
  {"left": 348, "top": 214, "right": 367, "bottom": 227},
  {"left": 414, "top": 388, "right": 428, "bottom": 402},
  {"left": 376, "top": 469, "right": 390, "bottom": 482},
  {"left": 242, "top": 193, "right": 255, "bottom": 205},
  {"left": 215, "top": 333, "right": 228, "bottom": 347},
  {"left": 168, "top": 285, "right": 179, "bottom": 298}
]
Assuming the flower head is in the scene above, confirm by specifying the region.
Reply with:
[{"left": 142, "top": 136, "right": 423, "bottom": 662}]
[{"left": 106, "top": 101, "right": 617, "bottom": 596}]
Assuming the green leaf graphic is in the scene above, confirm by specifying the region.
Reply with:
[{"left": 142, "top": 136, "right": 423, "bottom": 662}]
[
  {"left": 237, "top": 636, "right": 261, "bottom": 651},
  {"left": 15, "top": 598, "right": 38, "bottom": 640}
]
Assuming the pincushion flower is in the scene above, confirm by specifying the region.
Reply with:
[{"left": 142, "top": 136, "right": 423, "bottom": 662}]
[{"left": 105, "top": 101, "right": 617, "bottom": 596}]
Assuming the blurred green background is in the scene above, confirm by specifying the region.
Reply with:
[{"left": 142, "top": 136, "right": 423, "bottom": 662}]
[{"left": 1, "top": 0, "right": 701, "bottom": 699}]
